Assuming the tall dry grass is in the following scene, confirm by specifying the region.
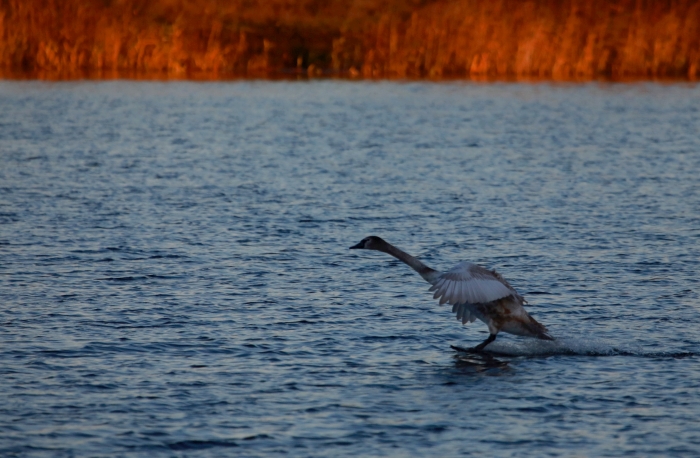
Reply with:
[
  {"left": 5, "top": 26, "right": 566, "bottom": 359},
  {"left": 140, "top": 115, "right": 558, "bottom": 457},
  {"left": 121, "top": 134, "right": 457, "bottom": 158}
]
[{"left": 1, "top": 0, "right": 698, "bottom": 79}]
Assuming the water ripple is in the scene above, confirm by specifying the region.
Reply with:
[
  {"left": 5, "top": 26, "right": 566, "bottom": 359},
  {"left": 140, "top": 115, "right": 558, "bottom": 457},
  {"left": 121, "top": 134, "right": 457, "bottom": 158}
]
[{"left": 1, "top": 80, "right": 699, "bottom": 456}]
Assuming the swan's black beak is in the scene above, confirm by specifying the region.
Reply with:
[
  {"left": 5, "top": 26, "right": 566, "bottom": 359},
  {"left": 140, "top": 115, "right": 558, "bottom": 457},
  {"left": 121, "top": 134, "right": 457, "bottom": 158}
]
[{"left": 349, "top": 242, "right": 364, "bottom": 249}]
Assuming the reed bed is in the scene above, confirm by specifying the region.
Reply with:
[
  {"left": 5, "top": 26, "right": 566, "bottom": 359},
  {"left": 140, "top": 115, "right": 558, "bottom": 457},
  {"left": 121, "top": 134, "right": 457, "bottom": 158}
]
[{"left": 2, "top": 0, "right": 698, "bottom": 79}]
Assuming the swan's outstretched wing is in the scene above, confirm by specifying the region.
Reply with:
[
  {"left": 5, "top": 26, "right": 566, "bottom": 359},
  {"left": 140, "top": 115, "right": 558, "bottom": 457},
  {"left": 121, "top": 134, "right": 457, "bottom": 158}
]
[{"left": 428, "top": 262, "right": 515, "bottom": 306}]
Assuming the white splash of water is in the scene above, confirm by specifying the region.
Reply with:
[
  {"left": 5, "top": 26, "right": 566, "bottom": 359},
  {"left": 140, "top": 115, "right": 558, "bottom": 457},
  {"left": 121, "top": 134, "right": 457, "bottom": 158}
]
[{"left": 486, "top": 337, "right": 644, "bottom": 357}]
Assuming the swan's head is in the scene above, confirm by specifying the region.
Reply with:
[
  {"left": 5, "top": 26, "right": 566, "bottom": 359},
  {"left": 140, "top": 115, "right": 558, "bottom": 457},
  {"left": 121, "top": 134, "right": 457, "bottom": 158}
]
[{"left": 350, "top": 236, "right": 386, "bottom": 250}]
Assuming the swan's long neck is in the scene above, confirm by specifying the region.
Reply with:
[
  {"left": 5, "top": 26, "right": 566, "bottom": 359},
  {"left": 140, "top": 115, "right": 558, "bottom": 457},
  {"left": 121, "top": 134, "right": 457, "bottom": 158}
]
[{"left": 378, "top": 242, "right": 439, "bottom": 284}]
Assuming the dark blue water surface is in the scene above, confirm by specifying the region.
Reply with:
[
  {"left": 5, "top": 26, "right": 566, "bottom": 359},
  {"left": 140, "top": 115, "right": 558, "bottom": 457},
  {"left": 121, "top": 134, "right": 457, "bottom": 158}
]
[{"left": 1, "top": 81, "right": 699, "bottom": 456}]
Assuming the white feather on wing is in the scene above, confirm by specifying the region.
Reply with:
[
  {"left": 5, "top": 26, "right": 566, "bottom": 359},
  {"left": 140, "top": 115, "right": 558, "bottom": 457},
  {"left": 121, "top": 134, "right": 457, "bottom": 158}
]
[
  {"left": 452, "top": 303, "right": 477, "bottom": 324},
  {"left": 428, "top": 261, "right": 513, "bottom": 305}
]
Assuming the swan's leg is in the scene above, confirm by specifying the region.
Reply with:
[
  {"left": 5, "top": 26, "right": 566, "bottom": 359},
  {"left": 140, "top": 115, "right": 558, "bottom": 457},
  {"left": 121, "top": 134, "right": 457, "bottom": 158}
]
[
  {"left": 451, "top": 334, "right": 497, "bottom": 353},
  {"left": 473, "top": 334, "right": 496, "bottom": 351}
]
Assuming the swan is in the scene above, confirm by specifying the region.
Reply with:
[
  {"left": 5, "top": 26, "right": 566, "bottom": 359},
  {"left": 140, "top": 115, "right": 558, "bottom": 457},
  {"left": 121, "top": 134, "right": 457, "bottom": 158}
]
[{"left": 350, "top": 236, "right": 553, "bottom": 351}]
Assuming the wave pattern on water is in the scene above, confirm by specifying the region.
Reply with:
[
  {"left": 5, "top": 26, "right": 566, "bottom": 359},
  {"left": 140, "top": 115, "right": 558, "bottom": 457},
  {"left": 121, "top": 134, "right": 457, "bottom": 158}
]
[{"left": 1, "top": 81, "right": 699, "bottom": 456}]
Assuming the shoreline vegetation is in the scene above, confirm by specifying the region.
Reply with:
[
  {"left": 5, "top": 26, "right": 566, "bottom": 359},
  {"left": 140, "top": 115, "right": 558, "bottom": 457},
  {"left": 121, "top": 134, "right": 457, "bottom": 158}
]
[{"left": 2, "top": 0, "right": 699, "bottom": 81}]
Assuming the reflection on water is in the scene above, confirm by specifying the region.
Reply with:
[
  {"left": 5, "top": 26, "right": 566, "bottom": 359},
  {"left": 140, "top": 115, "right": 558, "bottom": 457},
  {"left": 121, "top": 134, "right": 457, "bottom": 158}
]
[
  {"left": 0, "top": 81, "right": 699, "bottom": 456},
  {"left": 453, "top": 352, "right": 510, "bottom": 372}
]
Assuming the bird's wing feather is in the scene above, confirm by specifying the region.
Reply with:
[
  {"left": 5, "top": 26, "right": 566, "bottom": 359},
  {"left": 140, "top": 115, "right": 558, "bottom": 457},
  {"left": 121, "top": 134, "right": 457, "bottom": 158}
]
[{"left": 428, "top": 262, "right": 514, "bottom": 305}]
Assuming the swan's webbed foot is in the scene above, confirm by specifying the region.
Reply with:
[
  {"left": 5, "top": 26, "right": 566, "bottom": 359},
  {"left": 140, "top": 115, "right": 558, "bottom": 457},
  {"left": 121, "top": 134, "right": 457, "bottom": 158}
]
[
  {"left": 451, "top": 334, "right": 497, "bottom": 353},
  {"left": 451, "top": 345, "right": 478, "bottom": 353}
]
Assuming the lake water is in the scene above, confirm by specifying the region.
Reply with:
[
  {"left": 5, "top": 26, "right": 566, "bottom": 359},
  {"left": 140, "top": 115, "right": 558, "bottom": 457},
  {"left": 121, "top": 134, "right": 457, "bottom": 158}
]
[{"left": 1, "top": 80, "right": 699, "bottom": 456}]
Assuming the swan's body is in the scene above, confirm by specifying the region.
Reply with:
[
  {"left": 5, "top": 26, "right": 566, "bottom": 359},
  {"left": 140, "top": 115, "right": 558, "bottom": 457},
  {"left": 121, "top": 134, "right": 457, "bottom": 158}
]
[{"left": 350, "top": 236, "right": 552, "bottom": 351}]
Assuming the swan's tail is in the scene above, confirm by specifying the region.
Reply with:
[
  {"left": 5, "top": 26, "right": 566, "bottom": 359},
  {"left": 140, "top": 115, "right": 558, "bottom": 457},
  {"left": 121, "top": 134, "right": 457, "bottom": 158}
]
[{"left": 527, "top": 315, "right": 554, "bottom": 341}]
